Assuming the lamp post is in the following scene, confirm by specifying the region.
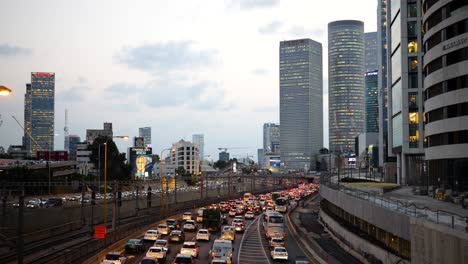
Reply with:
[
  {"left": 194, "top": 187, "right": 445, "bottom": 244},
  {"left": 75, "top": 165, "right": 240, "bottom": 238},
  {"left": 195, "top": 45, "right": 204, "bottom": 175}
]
[
  {"left": 160, "top": 148, "right": 175, "bottom": 217},
  {"left": 0, "top": 85, "right": 12, "bottom": 96}
]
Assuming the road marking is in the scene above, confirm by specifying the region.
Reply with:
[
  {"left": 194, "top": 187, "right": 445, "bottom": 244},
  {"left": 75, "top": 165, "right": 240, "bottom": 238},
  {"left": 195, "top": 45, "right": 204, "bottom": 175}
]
[{"left": 237, "top": 216, "right": 271, "bottom": 264}]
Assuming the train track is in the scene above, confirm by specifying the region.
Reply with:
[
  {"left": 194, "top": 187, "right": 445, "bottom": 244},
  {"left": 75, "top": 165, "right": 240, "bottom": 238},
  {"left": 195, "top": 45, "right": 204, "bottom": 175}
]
[{"left": 237, "top": 217, "right": 271, "bottom": 264}]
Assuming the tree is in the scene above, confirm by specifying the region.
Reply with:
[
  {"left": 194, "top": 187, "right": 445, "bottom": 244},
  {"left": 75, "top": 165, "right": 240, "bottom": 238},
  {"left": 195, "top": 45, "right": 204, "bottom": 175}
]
[
  {"left": 151, "top": 154, "right": 160, "bottom": 163},
  {"left": 213, "top": 160, "right": 228, "bottom": 169},
  {"left": 89, "top": 136, "right": 132, "bottom": 181}
]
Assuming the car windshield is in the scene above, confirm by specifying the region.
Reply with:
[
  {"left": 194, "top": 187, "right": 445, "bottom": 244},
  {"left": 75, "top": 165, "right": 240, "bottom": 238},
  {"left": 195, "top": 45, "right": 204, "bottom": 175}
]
[
  {"left": 175, "top": 256, "right": 192, "bottom": 263},
  {"left": 140, "top": 260, "right": 157, "bottom": 264},
  {"left": 183, "top": 244, "right": 196, "bottom": 249},
  {"left": 276, "top": 248, "right": 287, "bottom": 252},
  {"left": 149, "top": 248, "right": 162, "bottom": 253},
  {"left": 199, "top": 230, "right": 208, "bottom": 234},
  {"left": 269, "top": 216, "right": 284, "bottom": 223},
  {"left": 146, "top": 231, "right": 157, "bottom": 234},
  {"left": 171, "top": 231, "right": 181, "bottom": 235},
  {"left": 156, "top": 240, "right": 167, "bottom": 245},
  {"left": 158, "top": 225, "right": 166, "bottom": 228},
  {"left": 272, "top": 238, "right": 284, "bottom": 243},
  {"left": 128, "top": 240, "right": 140, "bottom": 244},
  {"left": 167, "top": 220, "right": 175, "bottom": 224},
  {"left": 105, "top": 254, "right": 120, "bottom": 260}
]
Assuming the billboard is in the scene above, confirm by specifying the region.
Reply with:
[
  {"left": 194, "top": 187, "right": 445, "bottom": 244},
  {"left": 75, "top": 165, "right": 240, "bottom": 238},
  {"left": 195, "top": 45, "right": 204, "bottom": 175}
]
[
  {"left": 129, "top": 147, "right": 153, "bottom": 178},
  {"left": 269, "top": 157, "right": 281, "bottom": 172}
]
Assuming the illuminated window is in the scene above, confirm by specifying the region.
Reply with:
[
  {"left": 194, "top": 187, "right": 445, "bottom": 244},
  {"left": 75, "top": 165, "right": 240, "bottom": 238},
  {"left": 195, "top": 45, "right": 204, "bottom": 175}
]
[
  {"left": 409, "top": 58, "right": 418, "bottom": 71},
  {"left": 408, "top": 41, "right": 418, "bottom": 53},
  {"left": 409, "top": 112, "right": 418, "bottom": 124}
]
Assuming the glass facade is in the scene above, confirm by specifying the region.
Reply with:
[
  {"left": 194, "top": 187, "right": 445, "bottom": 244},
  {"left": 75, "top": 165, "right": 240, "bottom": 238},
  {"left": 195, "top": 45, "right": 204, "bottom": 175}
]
[
  {"left": 365, "top": 71, "right": 379, "bottom": 133},
  {"left": 139, "top": 127, "right": 152, "bottom": 147},
  {"left": 280, "top": 39, "right": 323, "bottom": 171},
  {"left": 391, "top": 46, "right": 402, "bottom": 84},
  {"left": 392, "top": 80, "right": 402, "bottom": 115},
  {"left": 192, "top": 134, "right": 204, "bottom": 160},
  {"left": 23, "top": 84, "right": 32, "bottom": 155},
  {"left": 29, "top": 72, "right": 55, "bottom": 157},
  {"left": 328, "top": 20, "right": 365, "bottom": 154},
  {"left": 392, "top": 113, "right": 402, "bottom": 148},
  {"left": 263, "top": 123, "right": 280, "bottom": 154},
  {"left": 365, "top": 32, "right": 378, "bottom": 72}
]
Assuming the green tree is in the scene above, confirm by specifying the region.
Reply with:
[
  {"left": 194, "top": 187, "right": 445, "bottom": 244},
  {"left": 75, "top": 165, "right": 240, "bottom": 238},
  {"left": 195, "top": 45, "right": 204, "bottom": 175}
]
[
  {"left": 213, "top": 160, "right": 228, "bottom": 169},
  {"left": 151, "top": 154, "right": 160, "bottom": 163},
  {"left": 89, "top": 136, "right": 132, "bottom": 181}
]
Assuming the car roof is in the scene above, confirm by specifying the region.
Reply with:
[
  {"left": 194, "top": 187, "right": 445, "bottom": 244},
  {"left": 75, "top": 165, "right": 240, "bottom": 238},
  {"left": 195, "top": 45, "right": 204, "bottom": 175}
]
[
  {"left": 183, "top": 241, "right": 196, "bottom": 245},
  {"left": 176, "top": 253, "right": 192, "bottom": 257},
  {"left": 198, "top": 229, "right": 209, "bottom": 232}
]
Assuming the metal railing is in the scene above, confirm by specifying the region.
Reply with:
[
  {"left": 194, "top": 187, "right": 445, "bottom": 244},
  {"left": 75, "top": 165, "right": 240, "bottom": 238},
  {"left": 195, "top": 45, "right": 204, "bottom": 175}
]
[{"left": 323, "top": 182, "right": 468, "bottom": 231}]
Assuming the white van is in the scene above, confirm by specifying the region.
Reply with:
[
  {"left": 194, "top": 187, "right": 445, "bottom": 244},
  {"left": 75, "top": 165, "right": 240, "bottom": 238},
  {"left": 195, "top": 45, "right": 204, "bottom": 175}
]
[{"left": 209, "top": 239, "right": 233, "bottom": 264}]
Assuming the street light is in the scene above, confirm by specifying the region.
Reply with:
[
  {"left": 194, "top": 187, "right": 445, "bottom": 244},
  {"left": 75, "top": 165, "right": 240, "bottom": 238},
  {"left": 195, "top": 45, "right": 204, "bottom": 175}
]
[{"left": 0, "top": 86, "right": 12, "bottom": 96}]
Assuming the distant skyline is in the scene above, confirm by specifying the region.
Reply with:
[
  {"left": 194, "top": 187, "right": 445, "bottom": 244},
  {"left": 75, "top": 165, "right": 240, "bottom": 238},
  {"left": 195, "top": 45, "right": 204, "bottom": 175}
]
[{"left": 0, "top": 0, "right": 377, "bottom": 160}]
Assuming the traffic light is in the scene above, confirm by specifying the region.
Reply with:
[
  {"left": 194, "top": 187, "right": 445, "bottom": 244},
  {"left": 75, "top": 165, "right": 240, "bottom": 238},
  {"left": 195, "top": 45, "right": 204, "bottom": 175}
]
[{"left": 118, "top": 191, "right": 122, "bottom": 207}]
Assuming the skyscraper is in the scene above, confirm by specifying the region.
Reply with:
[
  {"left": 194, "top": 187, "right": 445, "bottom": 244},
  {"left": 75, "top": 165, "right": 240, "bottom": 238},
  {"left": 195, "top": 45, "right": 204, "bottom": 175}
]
[
  {"left": 139, "top": 127, "right": 151, "bottom": 147},
  {"left": 26, "top": 72, "right": 55, "bottom": 157},
  {"left": 263, "top": 123, "right": 280, "bottom": 154},
  {"left": 365, "top": 32, "right": 378, "bottom": 72},
  {"left": 328, "top": 20, "right": 365, "bottom": 154},
  {"left": 365, "top": 71, "right": 379, "bottom": 133},
  {"left": 422, "top": 0, "right": 468, "bottom": 191},
  {"left": 192, "top": 134, "right": 205, "bottom": 160},
  {"left": 68, "top": 134, "right": 81, "bottom": 160},
  {"left": 387, "top": 0, "right": 425, "bottom": 185},
  {"left": 23, "top": 83, "right": 32, "bottom": 155},
  {"left": 280, "top": 38, "right": 323, "bottom": 171}
]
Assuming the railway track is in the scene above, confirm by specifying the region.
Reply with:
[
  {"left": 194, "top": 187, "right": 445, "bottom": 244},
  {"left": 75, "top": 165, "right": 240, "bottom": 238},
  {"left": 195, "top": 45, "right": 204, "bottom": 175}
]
[{"left": 237, "top": 216, "right": 271, "bottom": 264}]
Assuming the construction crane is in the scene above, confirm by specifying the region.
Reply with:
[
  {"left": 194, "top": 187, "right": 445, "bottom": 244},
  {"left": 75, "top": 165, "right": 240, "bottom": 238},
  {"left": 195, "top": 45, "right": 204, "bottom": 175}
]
[
  {"left": 12, "top": 115, "right": 42, "bottom": 151},
  {"left": 218, "top": 147, "right": 252, "bottom": 152}
]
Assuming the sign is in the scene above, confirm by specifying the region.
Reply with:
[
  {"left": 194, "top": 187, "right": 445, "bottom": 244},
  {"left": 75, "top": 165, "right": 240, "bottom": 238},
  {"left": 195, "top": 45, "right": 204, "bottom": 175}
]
[
  {"left": 32, "top": 72, "right": 54, "bottom": 77},
  {"left": 232, "top": 162, "right": 237, "bottom": 173},
  {"left": 129, "top": 147, "right": 153, "bottom": 179},
  {"left": 94, "top": 225, "right": 106, "bottom": 239},
  {"left": 134, "top": 137, "right": 145, "bottom": 147}
]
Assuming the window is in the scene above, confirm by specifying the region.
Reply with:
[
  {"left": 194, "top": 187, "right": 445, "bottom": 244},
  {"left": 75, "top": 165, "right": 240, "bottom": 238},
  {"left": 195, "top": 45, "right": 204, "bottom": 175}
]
[
  {"left": 409, "top": 125, "right": 419, "bottom": 148},
  {"left": 409, "top": 112, "right": 419, "bottom": 124},
  {"left": 446, "top": 47, "right": 468, "bottom": 67},
  {"left": 391, "top": 0, "right": 401, "bottom": 21},
  {"left": 392, "top": 114, "right": 403, "bottom": 148},
  {"left": 408, "top": 2, "right": 417, "bottom": 17},
  {"left": 408, "top": 40, "right": 418, "bottom": 53},
  {"left": 408, "top": 21, "right": 417, "bottom": 39},
  {"left": 426, "top": 107, "right": 444, "bottom": 123},
  {"left": 391, "top": 46, "right": 402, "bottom": 84},
  {"left": 425, "top": 32, "right": 441, "bottom": 52},
  {"left": 409, "top": 58, "right": 418, "bottom": 72},
  {"left": 409, "top": 73, "right": 418, "bottom": 88},
  {"left": 425, "top": 57, "right": 442, "bottom": 76},
  {"left": 391, "top": 16, "right": 401, "bottom": 53},
  {"left": 425, "top": 9, "right": 442, "bottom": 32},
  {"left": 408, "top": 93, "right": 418, "bottom": 108},
  {"left": 392, "top": 80, "right": 402, "bottom": 115}
]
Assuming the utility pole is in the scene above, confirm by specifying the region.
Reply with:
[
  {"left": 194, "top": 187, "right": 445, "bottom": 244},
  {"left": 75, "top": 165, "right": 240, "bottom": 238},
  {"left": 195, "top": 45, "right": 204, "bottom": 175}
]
[{"left": 112, "top": 181, "right": 117, "bottom": 232}]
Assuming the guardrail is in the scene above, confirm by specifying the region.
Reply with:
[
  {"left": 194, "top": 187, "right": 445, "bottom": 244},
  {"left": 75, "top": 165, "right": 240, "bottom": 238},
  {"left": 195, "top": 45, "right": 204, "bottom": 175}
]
[{"left": 323, "top": 182, "right": 468, "bottom": 231}]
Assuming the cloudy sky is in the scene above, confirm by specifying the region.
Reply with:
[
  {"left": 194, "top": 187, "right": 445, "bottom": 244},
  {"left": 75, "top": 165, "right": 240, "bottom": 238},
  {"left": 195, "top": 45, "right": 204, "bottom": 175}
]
[{"left": 0, "top": 0, "right": 377, "bottom": 160}]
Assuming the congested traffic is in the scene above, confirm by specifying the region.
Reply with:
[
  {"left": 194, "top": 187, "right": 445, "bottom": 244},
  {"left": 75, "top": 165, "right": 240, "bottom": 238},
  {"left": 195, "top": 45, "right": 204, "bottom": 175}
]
[{"left": 99, "top": 183, "right": 319, "bottom": 264}]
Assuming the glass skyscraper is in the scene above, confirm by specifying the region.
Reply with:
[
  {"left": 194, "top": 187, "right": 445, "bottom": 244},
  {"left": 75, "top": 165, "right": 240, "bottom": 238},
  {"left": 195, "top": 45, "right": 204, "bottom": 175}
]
[
  {"left": 139, "top": 127, "right": 152, "bottom": 147},
  {"left": 365, "top": 71, "right": 379, "bottom": 133},
  {"left": 263, "top": 123, "right": 280, "bottom": 154},
  {"left": 365, "top": 32, "right": 378, "bottom": 72},
  {"left": 279, "top": 38, "right": 323, "bottom": 171},
  {"left": 328, "top": 20, "right": 365, "bottom": 154},
  {"left": 192, "top": 134, "right": 204, "bottom": 160},
  {"left": 23, "top": 83, "right": 32, "bottom": 155},
  {"left": 26, "top": 72, "right": 55, "bottom": 157}
]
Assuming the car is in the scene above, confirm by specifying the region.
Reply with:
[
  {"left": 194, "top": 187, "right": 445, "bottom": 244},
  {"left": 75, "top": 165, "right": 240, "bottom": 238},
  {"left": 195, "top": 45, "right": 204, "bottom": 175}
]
[
  {"left": 269, "top": 237, "right": 285, "bottom": 249},
  {"left": 144, "top": 230, "right": 160, "bottom": 241},
  {"left": 228, "top": 209, "right": 236, "bottom": 217},
  {"left": 253, "top": 206, "right": 262, "bottom": 215},
  {"left": 26, "top": 198, "right": 42, "bottom": 209},
  {"left": 169, "top": 230, "right": 185, "bottom": 243},
  {"left": 244, "top": 211, "right": 254, "bottom": 220},
  {"left": 146, "top": 246, "right": 166, "bottom": 261},
  {"left": 172, "top": 253, "right": 195, "bottom": 264},
  {"left": 211, "top": 259, "right": 227, "bottom": 264},
  {"left": 182, "top": 212, "right": 193, "bottom": 221},
  {"left": 125, "top": 239, "right": 144, "bottom": 253},
  {"left": 180, "top": 241, "right": 199, "bottom": 258},
  {"left": 166, "top": 219, "right": 180, "bottom": 229},
  {"left": 103, "top": 252, "right": 127, "bottom": 264},
  {"left": 183, "top": 220, "right": 198, "bottom": 232},
  {"left": 220, "top": 226, "right": 235, "bottom": 241},
  {"left": 158, "top": 224, "right": 170, "bottom": 235},
  {"left": 271, "top": 246, "right": 288, "bottom": 261},
  {"left": 196, "top": 229, "right": 210, "bottom": 241},
  {"left": 235, "top": 207, "right": 244, "bottom": 215},
  {"left": 154, "top": 239, "right": 169, "bottom": 252},
  {"left": 139, "top": 257, "right": 159, "bottom": 264},
  {"left": 232, "top": 221, "right": 245, "bottom": 233}
]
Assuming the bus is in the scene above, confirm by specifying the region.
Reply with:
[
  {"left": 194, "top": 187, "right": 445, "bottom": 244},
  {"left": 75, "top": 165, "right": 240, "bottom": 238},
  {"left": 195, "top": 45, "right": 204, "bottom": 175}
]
[
  {"left": 274, "top": 197, "right": 289, "bottom": 213},
  {"left": 263, "top": 212, "right": 285, "bottom": 239},
  {"left": 243, "top": 192, "right": 253, "bottom": 202},
  {"left": 196, "top": 207, "right": 206, "bottom": 223}
]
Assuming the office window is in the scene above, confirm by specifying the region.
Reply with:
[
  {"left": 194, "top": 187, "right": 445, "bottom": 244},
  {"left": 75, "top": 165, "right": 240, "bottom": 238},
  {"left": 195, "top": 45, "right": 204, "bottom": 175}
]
[
  {"left": 409, "top": 73, "right": 418, "bottom": 88},
  {"left": 408, "top": 40, "right": 418, "bottom": 53},
  {"left": 408, "top": 2, "right": 417, "bottom": 17},
  {"left": 408, "top": 92, "right": 418, "bottom": 108},
  {"left": 409, "top": 112, "right": 419, "bottom": 124},
  {"left": 408, "top": 21, "right": 418, "bottom": 39},
  {"left": 392, "top": 80, "right": 402, "bottom": 115},
  {"left": 409, "top": 125, "right": 419, "bottom": 148},
  {"left": 409, "top": 58, "right": 418, "bottom": 72}
]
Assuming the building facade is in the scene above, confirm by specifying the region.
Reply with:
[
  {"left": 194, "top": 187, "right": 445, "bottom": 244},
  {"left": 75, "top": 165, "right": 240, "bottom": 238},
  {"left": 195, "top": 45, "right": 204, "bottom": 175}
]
[
  {"left": 192, "top": 134, "right": 205, "bottom": 160},
  {"left": 279, "top": 38, "right": 323, "bottom": 171},
  {"left": 219, "top": 151, "right": 230, "bottom": 162},
  {"left": 366, "top": 71, "right": 380, "bottom": 133},
  {"left": 328, "top": 20, "right": 366, "bottom": 154},
  {"left": 423, "top": 0, "right": 468, "bottom": 191},
  {"left": 263, "top": 123, "right": 280, "bottom": 154},
  {"left": 138, "top": 127, "right": 151, "bottom": 147},
  {"left": 170, "top": 139, "right": 200, "bottom": 175},
  {"left": 365, "top": 32, "right": 379, "bottom": 72},
  {"left": 68, "top": 135, "right": 81, "bottom": 160},
  {"left": 387, "top": 0, "right": 425, "bottom": 185},
  {"left": 25, "top": 72, "right": 55, "bottom": 157},
  {"left": 86, "top": 123, "right": 113, "bottom": 144}
]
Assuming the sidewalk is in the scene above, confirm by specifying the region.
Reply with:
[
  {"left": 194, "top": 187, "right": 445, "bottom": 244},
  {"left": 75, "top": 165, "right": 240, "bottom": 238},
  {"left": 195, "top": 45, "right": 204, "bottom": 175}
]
[{"left": 288, "top": 194, "right": 362, "bottom": 264}]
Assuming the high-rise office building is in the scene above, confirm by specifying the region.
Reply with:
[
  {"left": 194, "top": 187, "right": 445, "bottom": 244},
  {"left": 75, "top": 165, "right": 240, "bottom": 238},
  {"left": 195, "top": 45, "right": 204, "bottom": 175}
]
[
  {"left": 139, "top": 127, "right": 151, "bottom": 147},
  {"left": 86, "top": 123, "right": 113, "bottom": 144},
  {"left": 279, "top": 39, "right": 323, "bottom": 171},
  {"left": 26, "top": 72, "right": 55, "bottom": 157},
  {"left": 328, "top": 20, "right": 365, "bottom": 154},
  {"left": 365, "top": 71, "right": 379, "bottom": 133},
  {"left": 23, "top": 83, "right": 32, "bottom": 155},
  {"left": 68, "top": 134, "right": 81, "bottom": 160},
  {"left": 263, "top": 123, "right": 280, "bottom": 154},
  {"left": 387, "top": 0, "right": 425, "bottom": 185},
  {"left": 192, "top": 134, "right": 205, "bottom": 159},
  {"left": 365, "top": 32, "right": 378, "bottom": 72},
  {"left": 422, "top": 0, "right": 468, "bottom": 191}
]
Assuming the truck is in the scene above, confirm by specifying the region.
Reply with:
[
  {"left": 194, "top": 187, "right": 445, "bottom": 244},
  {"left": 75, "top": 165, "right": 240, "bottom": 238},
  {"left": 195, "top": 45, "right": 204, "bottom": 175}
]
[
  {"left": 209, "top": 239, "right": 234, "bottom": 264},
  {"left": 202, "top": 209, "right": 222, "bottom": 232}
]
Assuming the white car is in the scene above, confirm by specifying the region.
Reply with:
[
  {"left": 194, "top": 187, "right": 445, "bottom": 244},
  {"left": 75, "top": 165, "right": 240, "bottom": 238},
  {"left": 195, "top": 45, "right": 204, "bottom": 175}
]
[
  {"left": 154, "top": 239, "right": 169, "bottom": 252},
  {"left": 271, "top": 246, "right": 288, "bottom": 261},
  {"left": 143, "top": 230, "right": 160, "bottom": 241},
  {"left": 103, "top": 252, "right": 127, "bottom": 264},
  {"left": 196, "top": 229, "right": 210, "bottom": 241},
  {"left": 182, "top": 212, "right": 193, "bottom": 221},
  {"left": 183, "top": 220, "right": 198, "bottom": 231},
  {"left": 146, "top": 246, "right": 166, "bottom": 260},
  {"left": 180, "top": 241, "right": 199, "bottom": 258},
  {"left": 244, "top": 211, "right": 255, "bottom": 220},
  {"left": 157, "top": 224, "right": 169, "bottom": 235}
]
